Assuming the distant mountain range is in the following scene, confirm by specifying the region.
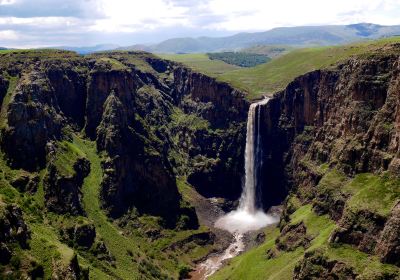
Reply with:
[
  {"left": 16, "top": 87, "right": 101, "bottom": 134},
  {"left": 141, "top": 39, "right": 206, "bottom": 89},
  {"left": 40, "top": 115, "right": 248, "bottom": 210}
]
[
  {"left": 118, "top": 23, "right": 400, "bottom": 54},
  {"left": 3, "top": 23, "right": 400, "bottom": 54},
  {"left": 50, "top": 44, "right": 120, "bottom": 55}
]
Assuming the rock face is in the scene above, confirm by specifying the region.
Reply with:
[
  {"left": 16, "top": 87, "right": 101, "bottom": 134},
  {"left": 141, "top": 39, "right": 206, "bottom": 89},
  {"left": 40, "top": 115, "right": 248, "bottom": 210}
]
[
  {"left": 97, "top": 91, "right": 179, "bottom": 220},
  {"left": 1, "top": 71, "right": 63, "bottom": 171},
  {"left": 257, "top": 48, "right": 400, "bottom": 273},
  {"left": 0, "top": 203, "right": 30, "bottom": 264},
  {"left": 61, "top": 223, "right": 96, "bottom": 249},
  {"left": 172, "top": 67, "right": 248, "bottom": 127},
  {"left": 258, "top": 53, "right": 400, "bottom": 207},
  {"left": 45, "top": 61, "right": 88, "bottom": 128},
  {"left": 44, "top": 156, "right": 90, "bottom": 215},
  {"left": 85, "top": 68, "right": 137, "bottom": 139},
  {"left": 0, "top": 75, "right": 9, "bottom": 105},
  {"left": 0, "top": 52, "right": 249, "bottom": 222},
  {"left": 293, "top": 250, "right": 357, "bottom": 280},
  {"left": 172, "top": 67, "right": 248, "bottom": 198},
  {"left": 375, "top": 202, "right": 400, "bottom": 266}
]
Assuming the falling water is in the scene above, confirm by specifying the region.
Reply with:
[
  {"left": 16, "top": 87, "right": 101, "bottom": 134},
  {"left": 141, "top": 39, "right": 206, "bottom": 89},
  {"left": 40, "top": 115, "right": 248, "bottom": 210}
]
[
  {"left": 215, "top": 97, "right": 277, "bottom": 234},
  {"left": 239, "top": 98, "right": 270, "bottom": 213}
]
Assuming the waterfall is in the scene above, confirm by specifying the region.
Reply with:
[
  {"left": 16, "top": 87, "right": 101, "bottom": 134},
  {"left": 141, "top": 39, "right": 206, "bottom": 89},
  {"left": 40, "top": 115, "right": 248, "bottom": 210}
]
[
  {"left": 196, "top": 98, "right": 279, "bottom": 279},
  {"left": 215, "top": 98, "right": 278, "bottom": 234},
  {"left": 239, "top": 98, "right": 270, "bottom": 213}
]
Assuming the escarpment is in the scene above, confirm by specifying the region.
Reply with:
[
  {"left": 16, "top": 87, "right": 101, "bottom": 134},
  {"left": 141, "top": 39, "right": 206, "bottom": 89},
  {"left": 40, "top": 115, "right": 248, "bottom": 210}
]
[
  {"left": 0, "top": 51, "right": 249, "bottom": 220},
  {"left": 259, "top": 52, "right": 400, "bottom": 205},
  {"left": 254, "top": 47, "right": 400, "bottom": 277}
]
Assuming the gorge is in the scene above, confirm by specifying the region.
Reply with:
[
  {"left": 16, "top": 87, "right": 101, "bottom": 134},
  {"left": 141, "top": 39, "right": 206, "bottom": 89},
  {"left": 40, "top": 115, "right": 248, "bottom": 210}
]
[{"left": 0, "top": 42, "right": 400, "bottom": 279}]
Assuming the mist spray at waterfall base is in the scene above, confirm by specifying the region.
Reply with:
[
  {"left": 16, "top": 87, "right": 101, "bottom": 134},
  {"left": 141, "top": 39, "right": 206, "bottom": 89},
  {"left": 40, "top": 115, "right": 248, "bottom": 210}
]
[{"left": 215, "top": 209, "right": 277, "bottom": 233}]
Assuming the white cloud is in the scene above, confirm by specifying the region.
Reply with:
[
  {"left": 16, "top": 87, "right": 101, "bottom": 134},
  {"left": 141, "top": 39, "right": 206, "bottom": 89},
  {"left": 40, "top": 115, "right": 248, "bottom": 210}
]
[
  {"left": 0, "top": 16, "right": 81, "bottom": 26},
  {"left": 82, "top": 0, "right": 400, "bottom": 33},
  {"left": 0, "top": 30, "right": 18, "bottom": 40},
  {"left": 205, "top": 0, "right": 399, "bottom": 31},
  {"left": 0, "top": 0, "right": 16, "bottom": 5},
  {"left": 91, "top": 0, "right": 189, "bottom": 32}
]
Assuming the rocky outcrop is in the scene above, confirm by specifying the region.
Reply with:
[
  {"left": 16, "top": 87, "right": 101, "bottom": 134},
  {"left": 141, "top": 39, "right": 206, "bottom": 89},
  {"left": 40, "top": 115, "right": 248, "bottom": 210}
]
[
  {"left": 85, "top": 67, "right": 137, "bottom": 139},
  {"left": 97, "top": 92, "right": 180, "bottom": 221},
  {"left": 293, "top": 250, "right": 357, "bottom": 280},
  {"left": 9, "top": 172, "right": 39, "bottom": 193},
  {"left": 44, "top": 157, "right": 90, "bottom": 215},
  {"left": 61, "top": 223, "right": 96, "bottom": 249},
  {"left": 275, "top": 222, "right": 312, "bottom": 252},
  {"left": 375, "top": 202, "right": 400, "bottom": 266},
  {"left": 1, "top": 71, "right": 63, "bottom": 171},
  {"left": 52, "top": 254, "right": 89, "bottom": 280},
  {"left": 0, "top": 203, "right": 30, "bottom": 264},
  {"left": 91, "top": 240, "right": 115, "bottom": 265},
  {"left": 0, "top": 75, "right": 9, "bottom": 106},
  {"left": 172, "top": 67, "right": 248, "bottom": 128},
  {"left": 330, "top": 209, "right": 386, "bottom": 253}
]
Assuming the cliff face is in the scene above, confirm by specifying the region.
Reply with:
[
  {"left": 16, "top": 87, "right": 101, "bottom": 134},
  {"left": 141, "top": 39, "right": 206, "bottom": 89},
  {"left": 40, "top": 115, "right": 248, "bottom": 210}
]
[
  {"left": 1, "top": 70, "right": 64, "bottom": 171},
  {"left": 171, "top": 67, "right": 248, "bottom": 198},
  {"left": 0, "top": 75, "right": 8, "bottom": 105},
  {"left": 259, "top": 53, "right": 399, "bottom": 206},
  {"left": 257, "top": 48, "right": 400, "bottom": 276},
  {"left": 0, "top": 50, "right": 249, "bottom": 278},
  {"left": 0, "top": 51, "right": 249, "bottom": 220}
]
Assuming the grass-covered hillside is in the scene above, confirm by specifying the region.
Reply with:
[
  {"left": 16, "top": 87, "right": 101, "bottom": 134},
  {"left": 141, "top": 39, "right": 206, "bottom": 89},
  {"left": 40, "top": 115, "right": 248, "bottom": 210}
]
[
  {"left": 161, "top": 37, "right": 400, "bottom": 100},
  {"left": 158, "top": 53, "right": 242, "bottom": 76}
]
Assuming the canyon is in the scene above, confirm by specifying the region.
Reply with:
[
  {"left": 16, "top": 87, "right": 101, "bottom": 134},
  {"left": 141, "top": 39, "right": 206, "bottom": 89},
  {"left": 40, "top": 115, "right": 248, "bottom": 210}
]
[{"left": 0, "top": 42, "right": 399, "bottom": 279}]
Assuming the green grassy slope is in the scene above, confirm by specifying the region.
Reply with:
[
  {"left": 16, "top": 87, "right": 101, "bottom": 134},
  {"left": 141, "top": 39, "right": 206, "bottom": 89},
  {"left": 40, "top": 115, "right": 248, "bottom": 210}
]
[
  {"left": 161, "top": 37, "right": 400, "bottom": 100},
  {"left": 158, "top": 53, "right": 241, "bottom": 77}
]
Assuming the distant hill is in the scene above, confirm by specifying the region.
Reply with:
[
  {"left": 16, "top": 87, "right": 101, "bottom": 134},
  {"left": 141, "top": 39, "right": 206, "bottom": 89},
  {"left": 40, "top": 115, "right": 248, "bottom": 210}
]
[
  {"left": 53, "top": 44, "right": 120, "bottom": 54},
  {"left": 120, "top": 23, "right": 400, "bottom": 53}
]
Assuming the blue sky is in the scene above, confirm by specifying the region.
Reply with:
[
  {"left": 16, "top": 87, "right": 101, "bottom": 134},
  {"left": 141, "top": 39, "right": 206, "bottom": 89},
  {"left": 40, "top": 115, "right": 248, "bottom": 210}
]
[{"left": 0, "top": 0, "right": 400, "bottom": 48}]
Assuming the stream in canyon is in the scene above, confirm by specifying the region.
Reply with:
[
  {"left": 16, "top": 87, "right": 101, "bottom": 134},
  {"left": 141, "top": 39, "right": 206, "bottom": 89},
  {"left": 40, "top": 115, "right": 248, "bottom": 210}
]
[{"left": 190, "top": 98, "right": 279, "bottom": 279}]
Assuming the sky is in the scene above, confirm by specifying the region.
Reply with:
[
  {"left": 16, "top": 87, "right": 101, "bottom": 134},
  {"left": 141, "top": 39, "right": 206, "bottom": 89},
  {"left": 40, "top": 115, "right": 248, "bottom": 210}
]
[{"left": 0, "top": 0, "right": 400, "bottom": 48}]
